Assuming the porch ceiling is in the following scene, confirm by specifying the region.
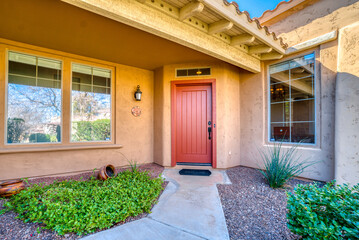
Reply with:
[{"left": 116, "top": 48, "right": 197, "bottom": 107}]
[
  {"left": 0, "top": 0, "right": 219, "bottom": 70},
  {"left": 61, "top": 0, "right": 288, "bottom": 73}
]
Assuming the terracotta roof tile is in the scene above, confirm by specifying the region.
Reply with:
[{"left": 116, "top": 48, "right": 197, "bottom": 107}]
[
  {"left": 223, "top": 0, "right": 288, "bottom": 49},
  {"left": 257, "top": 0, "right": 294, "bottom": 20}
]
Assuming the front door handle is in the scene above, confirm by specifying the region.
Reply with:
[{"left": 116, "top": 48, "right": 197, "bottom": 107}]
[{"left": 208, "top": 127, "right": 212, "bottom": 140}]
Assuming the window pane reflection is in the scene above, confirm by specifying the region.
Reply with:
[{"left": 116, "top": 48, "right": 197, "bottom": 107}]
[
  {"left": 71, "top": 64, "right": 111, "bottom": 142},
  {"left": 269, "top": 53, "right": 315, "bottom": 144},
  {"left": 291, "top": 122, "right": 315, "bottom": 143},
  {"left": 7, "top": 52, "right": 62, "bottom": 144}
]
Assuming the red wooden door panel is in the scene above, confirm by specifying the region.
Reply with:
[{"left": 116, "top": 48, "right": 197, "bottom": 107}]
[{"left": 175, "top": 85, "right": 212, "bottom": 164}]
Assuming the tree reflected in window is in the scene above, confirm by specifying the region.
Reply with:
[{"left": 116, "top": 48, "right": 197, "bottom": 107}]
[
  {"left": 7, "top": 52, "right": 62, "bottom": 144},
  {"left": 71, "top": 64, "right": 111, "bottom": 142}
]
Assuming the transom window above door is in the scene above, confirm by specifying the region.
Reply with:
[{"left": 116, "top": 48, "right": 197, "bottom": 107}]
[{"left": 268, "top": 53, "right": 316, "bottom": 144}]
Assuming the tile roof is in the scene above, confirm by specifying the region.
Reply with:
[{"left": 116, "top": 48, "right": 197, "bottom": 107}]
[
  {"left": 223, "top": 0, "right": 288, "bottom": 49},
  {"left": 257, "top": 0, "right": 295, "bottom": 20}
]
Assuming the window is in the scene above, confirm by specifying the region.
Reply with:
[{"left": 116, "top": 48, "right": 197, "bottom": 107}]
[
  {"left": 176, "top": 68, "right": 211, "bottom": 77},
  {"left": 7, "top": 52, "right": 62, "bottom": 144},
  {"left": 268, "top": 53, "right": 315, "bottom": 144},
  {"left": 71, "top": 63, "right": 112, "bottom": 142}
]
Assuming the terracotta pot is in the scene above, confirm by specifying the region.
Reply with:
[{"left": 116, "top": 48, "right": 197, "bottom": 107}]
[
  {"left": 0, "top": 179, "right": 25, "bottom": 197},
  {"left": 98, "top": 164, "right": 116, "bottom": 180}
]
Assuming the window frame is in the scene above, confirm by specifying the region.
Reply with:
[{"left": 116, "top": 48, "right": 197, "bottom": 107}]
[
  {"left": 4, "top": 50, "right": 64, "bottom": 145},
  {"left": 70, "top": 61, "right": 114, "bottom": 143},
  {"left": 1, "top": 43, "right": 117, "bottom": 151},
  {"left": 267, "top": 51, "right": 318, "bottom": 146}
]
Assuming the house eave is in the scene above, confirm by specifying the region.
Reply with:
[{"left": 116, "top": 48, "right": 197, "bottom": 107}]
[{"left": 61, "top": 0, "right": 288, "bottom": 72}]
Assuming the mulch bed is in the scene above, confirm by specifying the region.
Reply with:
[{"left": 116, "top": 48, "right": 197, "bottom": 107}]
[
  {"left": 0, "top": 163, "right": 167, "bottom": 240},
  {"left": 217, "top": 166, "right": 324, "bottom": 240}
]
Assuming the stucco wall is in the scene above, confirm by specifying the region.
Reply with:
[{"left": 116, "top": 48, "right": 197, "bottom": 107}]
[
  {"left": 266, "top": 0, "right": 359, "bottom": 47},
  {"left": 243, "top": 0, "right": 359, "bottom": 182},
  {"left": 154, "top": 62, "right": 241, "bottom": 169},
  {"left": 335, "top": 22, "right": 359, "bottom": 185},
  {"left": 239, "top": 45, "right": 337, "bottom": 181},
  {"left": 0, "top": 42, "right": 154, "bottom": 180}
]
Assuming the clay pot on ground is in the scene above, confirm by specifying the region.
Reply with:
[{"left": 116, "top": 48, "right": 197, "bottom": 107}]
[
  {"left": 98, "top": 164, "right": 116, "bottom": 180},
  {"left": 0, "top": 179, "right": 25, "bottom": 197}
]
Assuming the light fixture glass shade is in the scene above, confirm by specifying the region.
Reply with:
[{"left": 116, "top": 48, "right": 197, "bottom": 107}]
[{"left": 134, "top": 85, "right": 142, "bottom": 101}]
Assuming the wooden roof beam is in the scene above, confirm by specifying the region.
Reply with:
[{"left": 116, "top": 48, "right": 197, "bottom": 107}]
[
  {"left": 261, "top": 52, "right": 283, "bottom": 60},
  {"left": 179, "top": 2, "right": 204, "bottom": 21},
  {"left": 231, "top": 33, "right": 255, "bottom": 46},
  {"left": 201, "top": 0, "right": 285, "bottom": 54},
  {"left": 208, "top": 20, "right": 233, "bottom": 35},
  {"left": 249, "top": 45, "right": 272, "bottom": 54}
]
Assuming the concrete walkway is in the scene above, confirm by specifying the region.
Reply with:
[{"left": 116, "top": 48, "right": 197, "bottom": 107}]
[{"left": 82, "top": 169, "right": 231, "bottom": 240}]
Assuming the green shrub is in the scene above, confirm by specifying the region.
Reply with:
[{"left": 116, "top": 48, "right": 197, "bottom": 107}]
[
  {"left": 287, "top": 182, "right": 359, "bottom": 239},
  {"left": 258, "top": 141, "right": 314, "bottom": 188},
  {"left": 29, "top": 133, "right": 51, "bottom": 143},
  {"left": 1, "top": 170, "right": 164, "bottom": 235}
]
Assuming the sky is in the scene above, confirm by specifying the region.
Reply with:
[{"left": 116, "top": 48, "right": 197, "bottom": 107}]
[{"left": 232, "top": 0, "right": 290, "bottom": 18}]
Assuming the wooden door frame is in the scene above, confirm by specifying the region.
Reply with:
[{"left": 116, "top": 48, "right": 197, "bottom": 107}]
[{"left": 171, "top": 79, "right": 217, "bottom": 168}]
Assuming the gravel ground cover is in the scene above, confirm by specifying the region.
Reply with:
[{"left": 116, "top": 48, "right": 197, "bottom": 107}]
[
  {"left": 0, "top": 163, "right": 166, "bottom": 240},
  {"left": 217, "top": 166, "right": 323, "bottom": 240}
]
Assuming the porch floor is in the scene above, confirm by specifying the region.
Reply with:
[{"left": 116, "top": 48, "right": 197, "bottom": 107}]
[{"left": 81, "top": 169, "right": 231, "bottom": 240}]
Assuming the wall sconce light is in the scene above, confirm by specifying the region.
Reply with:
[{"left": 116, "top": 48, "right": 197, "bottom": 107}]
[{"left": 134, "top": 85, "right": 142, "bottom": 101}]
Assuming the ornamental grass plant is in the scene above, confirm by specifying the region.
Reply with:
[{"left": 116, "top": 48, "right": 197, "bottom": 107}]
[
  {"left": 0, "top": 170, "right": 164, "bottom": 236},
  {"left": 258, "top": 140, "right": 315, "bottom": 188}
]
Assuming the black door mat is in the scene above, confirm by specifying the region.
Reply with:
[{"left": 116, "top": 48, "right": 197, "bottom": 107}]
[{"left": 179, "top": 169, "right": 212, "bottom": 176}]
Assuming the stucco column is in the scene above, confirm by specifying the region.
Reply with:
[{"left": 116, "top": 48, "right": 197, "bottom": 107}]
[{"left": 335, "top": 22, "right": 359, "bottom": 185}]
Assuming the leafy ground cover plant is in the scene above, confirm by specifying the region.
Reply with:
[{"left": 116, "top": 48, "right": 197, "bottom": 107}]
[
  {"left": 258, "top": 141, "right": 314, "bottom": 188},
  {"left": 0, "top": 170, "right": 163, "bottom": 236},
  {"left": 287, "top": 182, "right": 359, "bottom": 239}
]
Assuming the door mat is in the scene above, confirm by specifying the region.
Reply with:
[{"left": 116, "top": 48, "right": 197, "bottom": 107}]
[{"left": 179, "top": 169, "right": 212, "bottom": 176}]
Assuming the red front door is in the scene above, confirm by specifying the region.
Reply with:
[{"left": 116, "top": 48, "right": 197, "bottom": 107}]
[{"left": 174, "top": 85, "right": 212, "bottom": 164}]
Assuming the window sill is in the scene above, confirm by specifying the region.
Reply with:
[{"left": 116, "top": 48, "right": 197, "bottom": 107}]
[
  {"left": 263, "top": 143, "right": 320, "bottom": 151},
  {"left": 0, "top": 144, "right": 123, "bottom": 154}
]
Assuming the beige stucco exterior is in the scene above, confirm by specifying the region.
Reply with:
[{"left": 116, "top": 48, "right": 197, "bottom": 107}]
[
  {"left": 0, "top": 0, "right": 359, "bottom": 185},
  {"left": 239, "top": 46, "right": 337, "bottom": 182},
  {"left": 335, "top": 21, "right": 359, "bottom": 185},
  {"left": 263, "top": 0, "right": 359, "bottom": 47},
  {"left": 257, "top": 0, "right": 359, "bottom": 184},
  {"left": 0, "top": 40, "right": 155, "bottom": 180}
]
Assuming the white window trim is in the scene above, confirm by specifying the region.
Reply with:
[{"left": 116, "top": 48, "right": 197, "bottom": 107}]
[{"left": 267, "top": 52, "right": 317, "bottom": 146}]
